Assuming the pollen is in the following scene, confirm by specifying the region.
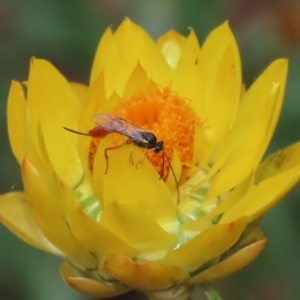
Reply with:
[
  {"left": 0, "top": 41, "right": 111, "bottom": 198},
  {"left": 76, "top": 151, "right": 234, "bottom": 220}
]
[
  {"left": 118, "top": 88, "right": 200, "bottom": 176},
  {"left": 89, "top": 87, "right": 201, "bottom": 179}
]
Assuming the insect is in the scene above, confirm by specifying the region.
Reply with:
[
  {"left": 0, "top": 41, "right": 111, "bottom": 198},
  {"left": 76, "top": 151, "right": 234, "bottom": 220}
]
[{"left": 63, "top": 113, "right": 179, "bottom": 203}]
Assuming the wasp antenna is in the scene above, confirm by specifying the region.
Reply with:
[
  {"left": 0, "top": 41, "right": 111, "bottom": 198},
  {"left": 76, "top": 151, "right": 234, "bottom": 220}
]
[
  {"left": 63, "top": 126, "right": 89, "bottom": 136},
  {"left": 163, "top": 152, "right": 180, "bottom": 204},
  {"left": 159, "top": 153, "right": 165, "bottom": 180}
]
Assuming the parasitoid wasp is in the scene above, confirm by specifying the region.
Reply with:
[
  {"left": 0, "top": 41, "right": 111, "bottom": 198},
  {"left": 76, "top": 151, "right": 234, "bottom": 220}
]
[{"left": 64, "top": 113, "right": 180, "bottom": 203}]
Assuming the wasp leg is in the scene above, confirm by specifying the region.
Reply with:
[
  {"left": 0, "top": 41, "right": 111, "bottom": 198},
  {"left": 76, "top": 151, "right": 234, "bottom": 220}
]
[
  {"left": 135, "top": 150, "right": 147, "bottom": 169},
  {"left": 128, "top": 145, "right": 136, "bottom": 166},
  {"left": 104, "top": 139, "right": 132, "bottom": 174}
]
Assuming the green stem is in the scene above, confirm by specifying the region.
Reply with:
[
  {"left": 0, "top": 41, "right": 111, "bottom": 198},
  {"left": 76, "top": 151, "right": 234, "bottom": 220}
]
[{"left": 201, "top": 284, "right": 223, "bottom": 300}]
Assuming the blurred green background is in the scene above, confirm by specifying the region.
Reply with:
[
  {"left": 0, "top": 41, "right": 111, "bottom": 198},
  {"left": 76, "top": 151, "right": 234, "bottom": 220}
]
[{"left": 1, "top": 0, "right": 300, "bottom": 299}]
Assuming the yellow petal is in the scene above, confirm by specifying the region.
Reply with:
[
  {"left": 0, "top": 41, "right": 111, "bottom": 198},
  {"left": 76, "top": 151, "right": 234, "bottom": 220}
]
[
  {"left": 255, "top": 141, "right": 300, "bottom": 182},
  {"left": 200, "top": 21, "right": 241, "bottom": 119},
  {"left": 76, "top": 72, "right": 107, "bottom": 174},
  {"left": 205, "top": 140, "right": 262, "bottom": 200},
  {"left": 170, "top": 29, "right": 203, "bottom": 114},
  {"left": 202, "top": 42, "right": 240, "bottom": 140},
  {"left": 114, "top": 19, "right": 171, "bottom": 89},
  {"left": 60, "top": 261, "right": 130, "bottom": 297},
  {"left": 157, "top": 29, "right": 186, "bottom": 70},
  {"left": 179, "top": 174, "right": 253, "bottom": 232},
  {"left": 69, "top": 82, "right": 88, "bottom": 104},
  {"left": 122, "top": 63, "right": 156, "bottom": 100},
  {"left": 165, "top": 148, "right": 182, "bottom": 195},
  {"left": 0, "top": 192, "right": 63, "bottom": 256},
  {"left": 100, "top": 202, "right": 177, "bottom": 252},
  {"left": 91, "top": 19, "right": 171, "bottom": 96},
  {"left": 179, "top": 127, "right": 231, "bottom": 209},
  {"left": 189, "top": 237, "right": 266, "bottom": 284},
  {"left": 201, "top": 173, "right": 253, "bottom": 221},
  {"left": 228, "top": 59, "right": 287, "bottom": 166},
  {"left": 207, "top": 59, "right": 287, "bottom": 199},
  {"left": 102, "top": 254, "right": 190, "bottom": 290},
  {"left": 90, "top": 135, "right": 107, "bottom": 206},
  {"left": 28, "top": 58, "right": 83, "bottom": 187},
  {"left": 90, "top": 26, "right": 125, "bottom": 96},
  {"left": 7, "top": 80, "right": 26, "bottom": 164},
  {"left": 22, "top": 158, "right": 97, "bottom": 269},
  {"left": 66, "top": 204, "right": 139, "bottom": 257},
  {"left": 221, "top": 162, "right": 300, "bottom": 223},
  {"left": 80, "top": 72, "right": 106, "bottom": 131},
  {"left": 96, "top": 136, "right": 177, "bottom": 225},
  {"left": 163, "top": 217, "right": 248, "bottom": 271}
]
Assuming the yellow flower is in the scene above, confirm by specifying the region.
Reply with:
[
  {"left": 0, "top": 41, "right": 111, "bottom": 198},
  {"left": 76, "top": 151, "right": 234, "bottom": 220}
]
[{"left": 1, "top": 19, "right": 300, "bottom": 300}]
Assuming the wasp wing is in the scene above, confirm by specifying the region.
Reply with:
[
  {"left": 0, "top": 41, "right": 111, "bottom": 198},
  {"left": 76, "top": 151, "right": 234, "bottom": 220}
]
[{"left": 93, "top": 113, "right": 146, "bottom": 140}]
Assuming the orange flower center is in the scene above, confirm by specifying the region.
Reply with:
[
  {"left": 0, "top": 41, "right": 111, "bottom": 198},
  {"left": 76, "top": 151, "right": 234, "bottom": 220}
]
[{"left": 89, "top": 88, "right": 201, "bottom": 179}]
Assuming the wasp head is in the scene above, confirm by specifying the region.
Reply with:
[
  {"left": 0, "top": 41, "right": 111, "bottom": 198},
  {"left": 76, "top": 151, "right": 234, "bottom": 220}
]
[{"left": 153, "top": 140, "right": 164, "bottom": 153}]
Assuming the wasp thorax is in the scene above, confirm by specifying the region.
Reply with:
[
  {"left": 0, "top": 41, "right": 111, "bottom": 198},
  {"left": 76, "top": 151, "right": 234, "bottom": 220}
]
[{"left": 132, "top": 132, "right": 159, "bottom": 149}]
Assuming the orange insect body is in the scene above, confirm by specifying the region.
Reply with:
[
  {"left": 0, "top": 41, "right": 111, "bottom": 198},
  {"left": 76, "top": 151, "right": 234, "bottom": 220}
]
[{"left": 88, "top": 126, "right": 110, "bottom": 138}]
